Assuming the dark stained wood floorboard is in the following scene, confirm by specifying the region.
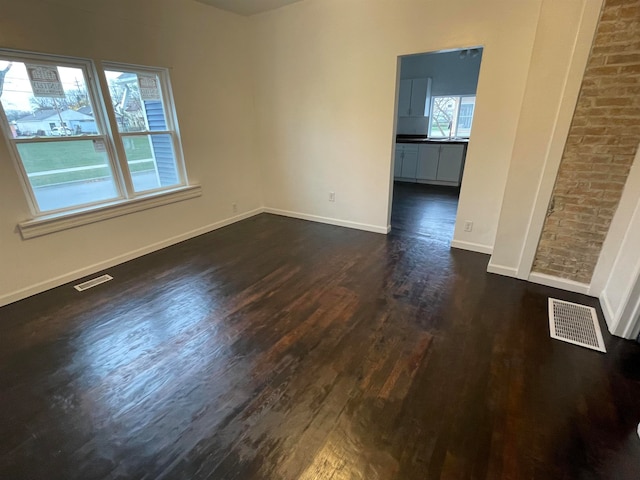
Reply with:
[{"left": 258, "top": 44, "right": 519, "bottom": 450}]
[{"left": 1, "top": 181, "right": 640, "bottom": 479}]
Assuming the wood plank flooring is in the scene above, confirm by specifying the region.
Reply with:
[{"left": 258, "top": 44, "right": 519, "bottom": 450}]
[{"left": 1, "top": 181, "right": 640, "bottom": 479}]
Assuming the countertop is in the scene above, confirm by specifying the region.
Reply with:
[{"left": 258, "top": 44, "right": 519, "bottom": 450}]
[{"left": 396, "top": 135, "right": 469, "bottom": 145}]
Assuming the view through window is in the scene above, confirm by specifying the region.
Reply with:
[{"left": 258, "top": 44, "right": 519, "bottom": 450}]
[
  {"left": 429, "top": 95, "right": 476, "bottom": 139},
  {"left": 104, "top": 68, "right": 180, "bottom": 193},
  {"left": 0, "top": 51, "right": 186, "bottom": 215}
]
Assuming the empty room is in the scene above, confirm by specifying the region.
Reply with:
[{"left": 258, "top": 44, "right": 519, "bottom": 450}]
[{"left": 1, "top": 0, "right": 640, "bottom": 479}]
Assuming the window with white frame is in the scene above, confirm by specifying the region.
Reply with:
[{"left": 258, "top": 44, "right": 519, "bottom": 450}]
[
  {"left": 429, "top": 95, "right": 476, "bottom": 139},
  {"left": 0, "top": 50, "right": 188, "bottom": 216}
]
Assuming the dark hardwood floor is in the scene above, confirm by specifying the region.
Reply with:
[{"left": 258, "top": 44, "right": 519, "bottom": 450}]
[{"left": 1, "top": 181, "right": 640, "bottom": 479}]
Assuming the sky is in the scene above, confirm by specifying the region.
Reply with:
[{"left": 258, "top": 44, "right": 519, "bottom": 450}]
[{"left": 0, "top": 60, "right": 105, "bottom": 112}]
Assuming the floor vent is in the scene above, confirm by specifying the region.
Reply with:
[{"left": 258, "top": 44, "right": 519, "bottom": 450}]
[
  {"left": 548, "top": 298, "right": 606, "bottom": 353},
  {"left": 74, "top": 274, "right": 113, "bottom": 292}
]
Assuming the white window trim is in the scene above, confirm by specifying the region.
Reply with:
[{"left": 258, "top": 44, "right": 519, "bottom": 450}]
[
  {"left": 18, "top": 184, "right": 201, "bottom": 239},
  {"left": 428, "top": 94, "right": 476, "bottom": 139},
  {"left": 100, "top": 60, "right": 190, "bottom": 197},
  {"left": 0, "top": 49, "right": 197, "bottom": 239}
]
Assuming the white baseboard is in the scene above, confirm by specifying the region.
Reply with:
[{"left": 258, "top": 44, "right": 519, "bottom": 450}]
[
  {"left": 599, "top": 291, "right": 616, "bottom": 333},
  {"left": 263, "top": 207, "right": 389, "bottom": 234},
  {"left": 0, "top": 207, "right": 265, "bottom": 307},
  {"left": 450, "top": 239, "right": 493, "bottom": 255},
  {"left": 527, "top": 272, "right": 591, "bottom": 295},
  {"left": 487, "top": 262, "right": 518, "bottom": 277}
]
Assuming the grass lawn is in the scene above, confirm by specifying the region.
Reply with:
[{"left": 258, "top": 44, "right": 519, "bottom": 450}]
[{"left": 18, "top": 137, "right": 156, "bottom": 187}]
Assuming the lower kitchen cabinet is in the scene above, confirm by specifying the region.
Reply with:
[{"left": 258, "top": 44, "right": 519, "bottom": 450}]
[
  {"left": 401, "top": 149, "right": 419, "bottom": 179},
  {"left": 394, "top": 147, "right": 403, "bottom": 177},
  {"left": 395, "top": 142, "right": 466, "bottom": 186},
  {"left": 437, "top": 144, "right": 465, "bottom": 183},
  {"left": 416, "top": 144, "right": 439, "bottom": 181},
  {"left": 394, "top": 144, "right": 419, "bottom": 181}
]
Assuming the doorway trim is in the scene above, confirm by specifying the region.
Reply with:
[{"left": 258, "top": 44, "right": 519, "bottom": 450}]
[{"left": 386, "top": 45, "right": 484, "bottom": 231}]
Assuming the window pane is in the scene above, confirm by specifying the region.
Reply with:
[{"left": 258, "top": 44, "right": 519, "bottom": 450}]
[
  {"left": 456, "top": 97, "right": 476, "bottom": 138},
  {"left": 430, "top": 96, "right": 459, "bottom": 138},
  {"left": 123, "top": 134, "right": 179, "bottom": 192},
  {"left": 104, "top": 70, "right": 168, "bottom": 133},
  {"left": 17, "top": 140, "right": 119, "bottom": 211},
  {"left": 0, "top": 60, "right": 100, "bottom": 138}
]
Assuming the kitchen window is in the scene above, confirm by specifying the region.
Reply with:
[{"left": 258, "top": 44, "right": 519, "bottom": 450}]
[
  {"left": 429, "top": 95, "right": 476, "bottom": 138},
  {"left": 0, "top": 49, "right": 195, "bottom": 237}
]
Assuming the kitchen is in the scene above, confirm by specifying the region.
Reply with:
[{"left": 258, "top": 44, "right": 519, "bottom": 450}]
[{"left": 392, "top": 48, "right": 483, "bottom": 238}]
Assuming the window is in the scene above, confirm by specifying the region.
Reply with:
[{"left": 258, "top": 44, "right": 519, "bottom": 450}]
[
  {"left": 429, "top": 95, "right": 476, "bottom": 139},
  {"left": 0, "top": 50, "right": 189, "bottom": 219},
  {"left": 103, "top": 66, "right": 181, "bottom": 193}
]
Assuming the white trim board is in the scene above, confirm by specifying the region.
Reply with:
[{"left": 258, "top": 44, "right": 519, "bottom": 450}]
[
  {"left": 600, "top": 261, "right": 640, "bottom": 339},
  {"left": 487, "top": 262, "right": 518, "bottom": 277},
  {"left": 528, "top": 272, "right": 590, "bottom": 295},
  {"left": 19, "top": 185, "right": 202, "bottom": 239},
  {"left": 591, "top": 149, "right": 640, "bottom": 297},
  {"left": 0, "top": 207, "right": 265, "bottom": 307},
  {"left": 600, "top": 291, "right": 616, "bottom": 333},
  {"left": 263, "top": 207, "right": 389, "bottom": 234},
  {"left": 621, "top": 282, "right": 640, "bottom": 339},
  {"left": 450, "top": 240, "right": 493, "bottom": 255}
]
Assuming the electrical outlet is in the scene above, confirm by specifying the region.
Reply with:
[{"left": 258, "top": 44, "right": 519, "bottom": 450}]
[
  {"left": 329, "top": 191, "right": 335, "bottom": 202},
  {"left": 232, "top": 202, "right": 238, "bottom": 213},
  {"left": 464, "top": 221, "right": 473, "bottom": 232}
]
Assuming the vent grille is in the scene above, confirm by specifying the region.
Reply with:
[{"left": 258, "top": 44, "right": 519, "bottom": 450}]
[
  {"left": 74, "top": 274, "right": 113, "bottom": 292},
  {"left": 548, "top": 298, "right": 606, "bottom": 353}
]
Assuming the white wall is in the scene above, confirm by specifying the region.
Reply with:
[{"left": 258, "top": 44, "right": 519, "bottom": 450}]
[
  {"left": 252, "top": 0, "right": 544, "bottom": 248},
  {"left": 597, "top": 147, "right": 640, "bottom": 338},
  {"left": 0, "top": 0, "right": 263, "bottom": 305},
  {"left": 400, "top": 50, "right": 482, "bottom": 96},
  {"left": 0, "top": 0, "right": 611, "bottom": 311}
]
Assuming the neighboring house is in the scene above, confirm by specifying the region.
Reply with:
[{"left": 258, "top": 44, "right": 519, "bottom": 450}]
[{"left": 15, "top": 109, "right": 98, "bottom": 136}]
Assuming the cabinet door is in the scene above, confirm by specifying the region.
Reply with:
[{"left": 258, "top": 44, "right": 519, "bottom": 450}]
[
  {"left": 394, "top": 146, "right": 403, "bottom": 177},
  {"left": 409, "top": 78, "right": 428, "bottom": 117},
  {"left": 436, "top": 144, "right": 465, "bottom": 183},
  {"left": 398, "top": 79, "right": 412, "bottom": 117},
  {"left": 416, "top": 145, "right": 439, "bottom": 180},
  {"left": 400, "top": 149, "right": 419, "bottom": 179}
]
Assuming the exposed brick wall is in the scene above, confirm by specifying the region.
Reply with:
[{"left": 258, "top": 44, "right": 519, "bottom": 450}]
[{"left": 532, "top": 0, "right": 640, "bottom": 284}]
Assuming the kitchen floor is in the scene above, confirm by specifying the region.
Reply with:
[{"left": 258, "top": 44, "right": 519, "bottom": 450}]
[
  {"left": 1, "top": 193, "right": 640, "bottom": 479},
  {"left": 391, "top": 181, "right": 459, "bottom": 241}
]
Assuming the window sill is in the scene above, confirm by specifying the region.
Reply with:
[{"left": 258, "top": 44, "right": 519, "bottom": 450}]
[{"left": 18, "top": 184, "right": 202, "bottom": 240}]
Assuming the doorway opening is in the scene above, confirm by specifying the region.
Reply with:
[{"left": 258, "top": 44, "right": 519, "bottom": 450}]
[{"left": 390, "top": 47, "right": 483, "bottom": 241}]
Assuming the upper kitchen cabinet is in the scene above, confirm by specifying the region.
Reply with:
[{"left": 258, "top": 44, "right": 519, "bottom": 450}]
[{"left": 397, "top": 77, "right": 431, "bottom": 117}]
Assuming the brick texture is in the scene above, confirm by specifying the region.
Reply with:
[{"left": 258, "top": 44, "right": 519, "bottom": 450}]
[{"left": 532, "top": 0, "right": 640, "bottom": 284}]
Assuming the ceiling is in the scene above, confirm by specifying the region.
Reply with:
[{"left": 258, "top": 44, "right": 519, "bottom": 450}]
[{"left": 195, "top": 0, "right": 305, "bottom": 16}]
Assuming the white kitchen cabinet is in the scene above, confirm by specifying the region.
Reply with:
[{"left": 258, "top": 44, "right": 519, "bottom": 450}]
[
  {"left": 394, "top": 144, "right": 419, "bottom": 181},
  {"left": 416, "top": 144, "right": 439, "bottom": 181},
  {"left": 398, "top": 79, "right": 413, "bottom": 118},
  {"left": 409, "top": 78, "right": 429, "bottom": 117},
  {"left": 437, "top": 144, "right": 466, "bottom": 183},
  {"left": 395, "top": 142, "right": 466, "bottom": 186},
  {"left": 397, "top": 77, "right": 432, "bottom": 117},
  {"left": 394, "top": 145, "right": 403, "bottom": 177},
  {"left": 401, "top": 148, "right": 419, "bottom": 179}
]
